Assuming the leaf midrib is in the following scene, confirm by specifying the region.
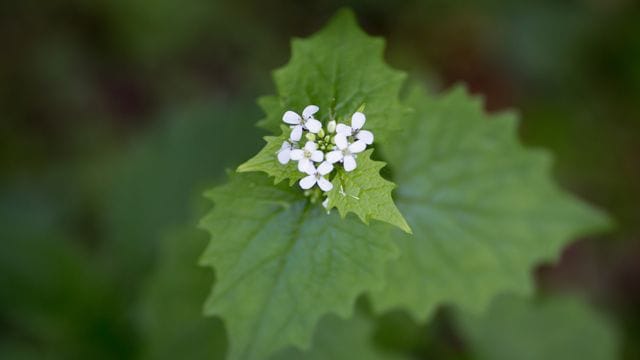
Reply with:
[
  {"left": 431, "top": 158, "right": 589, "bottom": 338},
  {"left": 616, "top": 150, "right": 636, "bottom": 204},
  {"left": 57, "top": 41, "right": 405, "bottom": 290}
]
[{"left": 243, "top": 200, "right": 312, "bottom": 359}]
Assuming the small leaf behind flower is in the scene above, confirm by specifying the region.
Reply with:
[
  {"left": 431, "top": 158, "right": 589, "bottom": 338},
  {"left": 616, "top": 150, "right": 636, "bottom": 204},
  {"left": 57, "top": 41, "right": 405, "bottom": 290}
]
[
  {"left": 237, "top": 125, "right": 304, "bottom": 186},
  {"left": 327, "top": 150, "right": 411, "bottom": 234}
]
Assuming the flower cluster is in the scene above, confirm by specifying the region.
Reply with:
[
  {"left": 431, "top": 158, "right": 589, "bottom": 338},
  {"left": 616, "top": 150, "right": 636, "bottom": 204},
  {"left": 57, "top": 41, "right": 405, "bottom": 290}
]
[{"left": 277, "top": 105, "right": 374, "bottom": 195}]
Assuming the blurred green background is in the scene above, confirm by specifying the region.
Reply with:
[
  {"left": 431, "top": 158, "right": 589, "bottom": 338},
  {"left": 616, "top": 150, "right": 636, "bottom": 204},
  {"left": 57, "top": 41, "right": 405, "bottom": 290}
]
[{"left": 1, "top": 0, "right": 638, "bottom": 359}]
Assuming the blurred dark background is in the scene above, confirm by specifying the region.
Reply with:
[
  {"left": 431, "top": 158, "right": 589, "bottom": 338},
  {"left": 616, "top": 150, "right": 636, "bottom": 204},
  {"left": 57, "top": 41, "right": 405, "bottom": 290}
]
[{"left": 1, "top": 0, "right": 638, "bottom": 358}]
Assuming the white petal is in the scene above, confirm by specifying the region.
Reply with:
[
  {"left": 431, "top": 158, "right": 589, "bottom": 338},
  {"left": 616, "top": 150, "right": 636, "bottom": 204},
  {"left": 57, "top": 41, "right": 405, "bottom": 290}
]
[
  {"left": 356, "top": 130, "right": 374, "bottom": 144},
  {"left": 351, "top": 112, "right": 366, "bottom": 129},
  {"left": 348, "top": 140, "right": 366, "bottom": 154},
  {"left": 304, "top": 141, "right": 318, "bottom": 151},
  {"left": 305, "top": 118, "right": 322, "bottom": 133},
  {"left": 290, "top": 125, "right": 303, "bottom": 141},
  {"left": 317, "top": 161, "right": 334, "bottom": 176},
  {"left": 299, "top": 175, "right": 317, "bottom": 190},
  {"left": 335, "top": 123, "right": 352, "bottom": 136},
  {"left": 302, "top": 105, "right": 319, "bottom": 119},
  {"left": 334, "top": 134, "right": 348, "bottom": 150},
  {"left": 343, "top": 155, "right": 357, "bottom": 172},
  {"left": 325, "top": 150, "right": 343, "bottom": 163},
  {"left": 289, "top": 149, "right": 304, "bottom": 161},
  {"left": 277, "top": 149, "right": 290, "bottom": 164},
  {"left": 283, "top": 111, "right": 301, "bottom": 125},
  {"left": 298, "top": 158, "right": 314, "bottom": 173},
  {"left": 310, "top": 150, "right": 324, "bottom": 162},
  {"left": 317, "top": 177, "right": 333, "bottom": 191}
]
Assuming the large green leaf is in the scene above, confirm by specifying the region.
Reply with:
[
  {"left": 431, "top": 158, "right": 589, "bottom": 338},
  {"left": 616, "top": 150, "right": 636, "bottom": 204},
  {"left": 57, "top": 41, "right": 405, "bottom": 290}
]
[
  {"left": 199, "top": 172, "right": 398, "bottom": 359},
  {"left": 239, "top": 9, "right": 410, "bottom": 232},
  {"left": 456, "top": 295, "right": 620, "bottom": 360},
  {"left": 369, "top": 86, "right": 611, "bottom": 320}
]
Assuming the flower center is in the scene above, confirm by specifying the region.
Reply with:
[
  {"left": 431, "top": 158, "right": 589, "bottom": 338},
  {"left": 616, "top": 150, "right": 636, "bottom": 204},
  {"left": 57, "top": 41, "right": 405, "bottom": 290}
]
[
  {"left": 317, "top": 135, "right": 332, "bottom": 151},
  {"left": 303, "top": 149, "right": 312, "bottom": 158}
]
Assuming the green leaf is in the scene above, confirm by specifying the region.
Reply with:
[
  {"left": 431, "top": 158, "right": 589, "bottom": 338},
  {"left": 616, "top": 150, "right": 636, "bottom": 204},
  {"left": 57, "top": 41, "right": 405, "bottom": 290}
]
[
  {"left": 456, "top": 295, "right": 620, "bottom": 360},
  {"left": 271, "top": 312, "right": 402, "bottom": 360},
  {"left": 199, "top": 171, "right": 398, "bottom": 359},
  {"left": 256, "top": 9, "right": 407, "bottom": 142},
  {"left": 239, "top": 9, "right": 411, "bottom": 232},
  {"left": 369, "top": 85, "right": 611, "bottom": 320},
  {"left": 326, "top": 150, "right": 411, "bottom": 233},
  {"left": 237, "top": 126, "right": 304, "bottom": 186}
]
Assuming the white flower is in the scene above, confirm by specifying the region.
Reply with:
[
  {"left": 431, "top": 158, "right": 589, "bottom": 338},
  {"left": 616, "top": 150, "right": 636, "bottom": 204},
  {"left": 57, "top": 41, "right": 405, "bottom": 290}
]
[
  {"left": 299, "top": 161, "right": 334, "bottom": 191},
  {"left": 290, "top": 141, "right": 323, "bottom": 173},
  {"left": 325, "top": 134, "right": 366, "bottom": 172},
  {"left": 335, "top": 111, "right": 374, "bottom": 145},
  {"left": 283, "top": 105, "right": 323, "bottom": 140},
  {"left": 277, "top": 140, "right": 295, "bottom": 164}
]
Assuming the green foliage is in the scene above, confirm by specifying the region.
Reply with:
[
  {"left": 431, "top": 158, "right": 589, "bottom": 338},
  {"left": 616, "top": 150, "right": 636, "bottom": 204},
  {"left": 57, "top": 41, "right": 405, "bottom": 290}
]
[
  {"left": 201, "top": 9, "right": 613, "bottom": 359},
  {"left": 456, "top": 295, "right": 619, "bottom": 360},
  {"left": 4, "top": 1, "right": 637, "bottom": 359},
  {"left": 326, "top": 150, "right": 411, "bottom": 233},
  {"left": 199, "top": 172, "right": 398, "bottom": 359},
  {"left": 237, "top": 126, "right": 304, "bottom": 186},
  {"left": 369, "top": 86, "right": 611, "bottom": 320}
]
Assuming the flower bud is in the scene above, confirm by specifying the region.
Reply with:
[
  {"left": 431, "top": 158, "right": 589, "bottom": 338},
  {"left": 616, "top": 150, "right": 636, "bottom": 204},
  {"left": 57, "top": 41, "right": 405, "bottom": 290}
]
[
  {"left": 327, "top": 120, "right": 337, "bottom": 134},
  {"left": 318, "top": 129, "right": 325, "bottom": 138},
  {"left": 305, "top": 133, "right": 316, "bottom": 142}
]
